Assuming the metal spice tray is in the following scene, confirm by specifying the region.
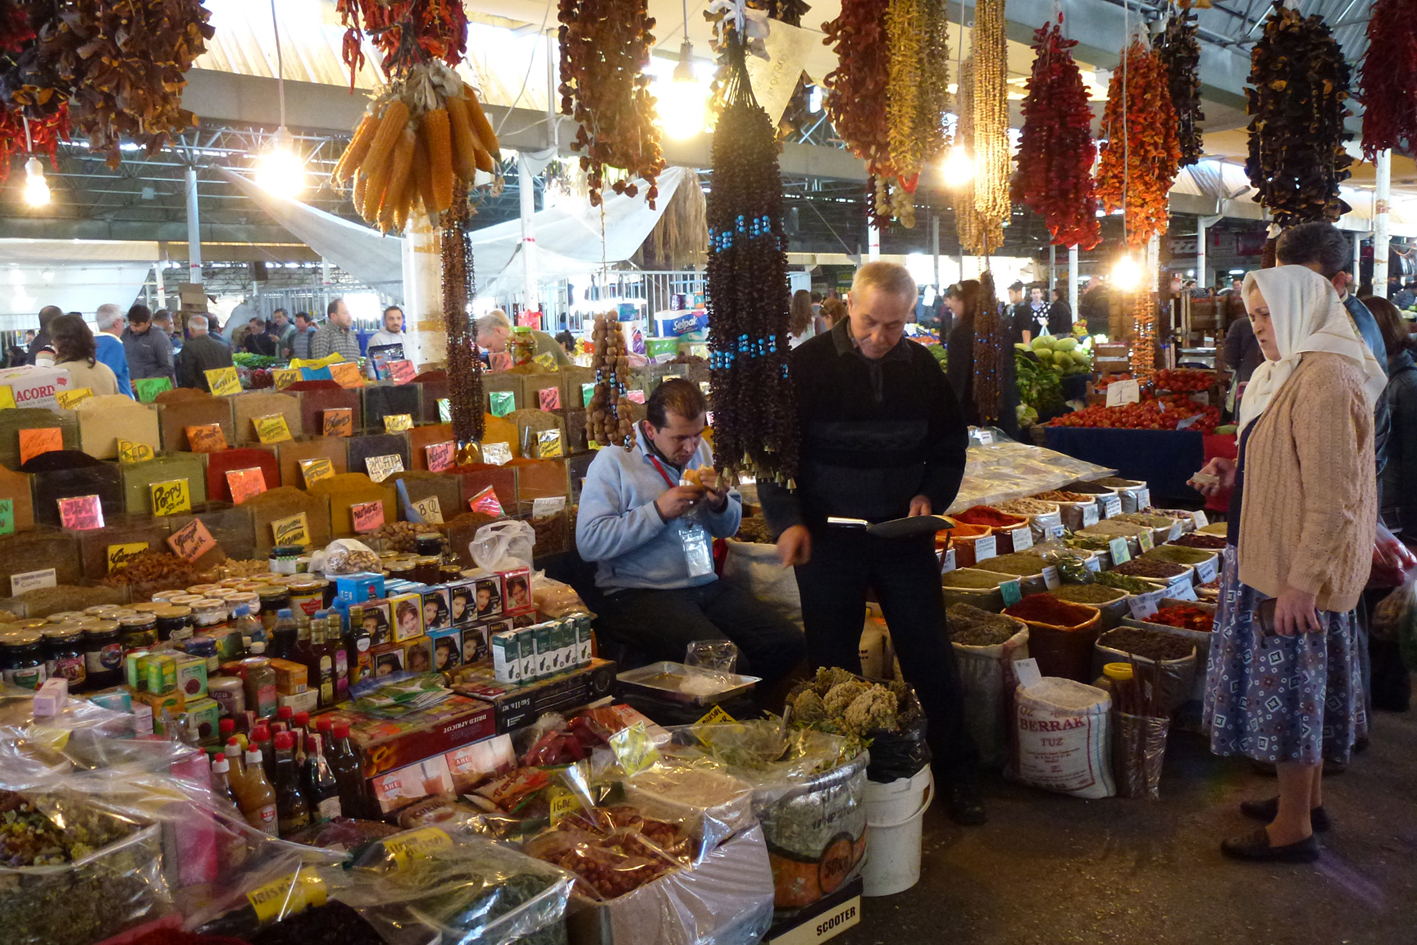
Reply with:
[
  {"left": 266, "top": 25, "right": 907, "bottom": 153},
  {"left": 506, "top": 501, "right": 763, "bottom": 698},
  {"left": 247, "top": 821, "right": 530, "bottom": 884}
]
[{"left": 616, "top": 661, "right": 761, "bottom": 706}]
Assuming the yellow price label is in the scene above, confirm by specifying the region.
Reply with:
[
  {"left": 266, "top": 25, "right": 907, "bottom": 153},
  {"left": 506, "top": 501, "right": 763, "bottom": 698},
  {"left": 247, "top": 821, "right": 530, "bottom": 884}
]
[
  {"left": 106, "top": 542, "right": 149, "bottom": 574},
  {"left": 245, "top": 872, "right": 326, "bottom": 925},
  {"left": 696, "top": 704, "right": 737, "bottom": 726},
  {"left": 299, "top": 458, "right": 335, "bottom": 486},
  {"left": 608, "top": 722, "right": 660, "bottom": 776},
  {"left": 382, "top": 827, "right": 453, "bottom": 869},
  {"left": 383, "top": 413, "right": 414, "bottom": 433},
  {"left": 547, "top": 787, "right": 582, "bottom": 826},
  {"left": 205, "top": 366, "right": 242, "bottom": 396},
  {"left": 0, "top": 385, "right": 15, "bottom": 410},
  {"left": 55, "top": 387, "right": 93, "bottom": 409},
  {"left": 271, "top": 512, "right": 310, "bottom": 547},
  {"left": 149, "top": 478, "right": 191, "bottom": 516},
  {"left": 1138, "top": 530, "right": 1155, "bottom": 552},
  {"left": 273, "top": 368, "right": 302, "bottom": 390},
  {"left": 117, "top": 439, "right": 155, "bottom": 464},
  {"left": 254, "top": 414, "right": 293, "bottom": 444}
]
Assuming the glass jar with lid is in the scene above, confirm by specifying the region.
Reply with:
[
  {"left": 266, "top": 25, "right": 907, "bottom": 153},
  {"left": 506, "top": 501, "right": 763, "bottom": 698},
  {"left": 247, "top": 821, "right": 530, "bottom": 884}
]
[
  {"left": 510, "top": 326, "right": 536, "bottom": 366},
  {"left": 258, "top": 585, "right": 291, "bottom": 631},
  {"left": 45, "top": 611, "right": 84, "bottom": 624},
  {"left": 118, "top": 612, "right": 159, "bottom": 649},
  {"left": 192, "top": 598, "right": 229, "bottom": 630},
  {"left": 2, "top": 630, "right": 47, "bottom": 690},
  {"left": 83, "top": 623, "right": 124, "bottom": 689},
  {"left": 41, "top": 625, "right": 86, "bottom": 688},
  {"left": 156, "top": 605, "right": 193, "bottom": 642},
  {"left": 84, "top": 604, "right": 123, "bottom": 617}
]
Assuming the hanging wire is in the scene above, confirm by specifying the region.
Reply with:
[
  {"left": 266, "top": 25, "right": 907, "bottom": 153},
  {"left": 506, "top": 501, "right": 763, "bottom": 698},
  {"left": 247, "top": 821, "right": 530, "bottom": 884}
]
[
  {"left": 1122, "top": 0, "right": 1130, "bottom": 249},
  {"left": 270, "top": 0, "right": 286, "bottom": 129}
]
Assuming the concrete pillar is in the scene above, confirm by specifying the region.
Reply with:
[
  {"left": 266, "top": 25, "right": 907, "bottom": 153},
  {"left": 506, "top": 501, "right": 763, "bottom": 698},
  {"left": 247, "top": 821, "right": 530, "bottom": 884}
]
[
  {"left": 153, "top": 260, "right": 166, "bottom": 310},
  {"left": 401, "top": 218, "right": 444, "bottom": 367},
  {"left": 1068, "top": 244, "right": 1079, "bottom": 316},
  {"left": 1049, "top": 245, "right": 1056, "bottom": 292},
  {"left": 868, "top": 222, "right": 881, "bottom": 261},
  {"left": 1354, "top": 231, "right": 1362, "bottom": 285},
  {"left": 518, "top": 153, "right": 539, "bottom": 322},
  {"left": 931, "top": 214, "right": 940, "bottom": 289},
  {"left": 1374, "top": 149, "right": 1391, "bottom": 298},
  {"left": 185, "top": 166, "right": 202, "bottom": 285}
]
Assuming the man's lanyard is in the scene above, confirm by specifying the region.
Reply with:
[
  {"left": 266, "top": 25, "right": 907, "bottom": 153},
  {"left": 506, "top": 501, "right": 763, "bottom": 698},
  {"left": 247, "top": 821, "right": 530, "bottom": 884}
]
[{"left": 647, "top": 453, "right": 680, "bottom": 489}]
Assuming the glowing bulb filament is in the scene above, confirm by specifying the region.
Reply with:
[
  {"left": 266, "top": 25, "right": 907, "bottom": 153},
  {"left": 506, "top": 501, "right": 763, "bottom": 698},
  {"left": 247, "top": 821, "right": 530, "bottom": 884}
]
[
  {"left": 23, "top": 158, "right": 50, "bottom": 207},
  {"left": 941, "top": 144, "right": 973, "bottom": 187}
]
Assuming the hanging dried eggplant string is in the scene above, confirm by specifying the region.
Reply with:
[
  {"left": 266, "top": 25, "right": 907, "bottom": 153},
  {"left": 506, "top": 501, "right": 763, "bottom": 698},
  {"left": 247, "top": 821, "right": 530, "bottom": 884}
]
[
  {"left": 1244, "top": 2, "right": 1352, "bottom": 225},
  {"left": 442, "top": 184, "right": 485, "bottom": 455},
  {"left": 1156, "top": 6, "right": 1203, "bottom": 169},
  {"left": 705, "top": 32, "right": 799, "bottom": 486},
  {"left": 1096, "top": 37, "right": 1180, "bottom": 248},
  {"left": 972, "top": 0, "right": 1008, "bottom": 248},
  {"left": 1359, "top": 0, "right": 1417, "bottom": 159},
  {"left": 1013, "top": 15, "right": 1101, "bottom": 251}
]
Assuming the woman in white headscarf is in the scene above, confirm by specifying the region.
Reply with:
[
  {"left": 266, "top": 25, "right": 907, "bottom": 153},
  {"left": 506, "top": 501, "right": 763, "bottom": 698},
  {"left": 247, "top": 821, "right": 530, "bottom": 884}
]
[{"left": 1191, "top": 265, "right": 1386, "bottom": 864}]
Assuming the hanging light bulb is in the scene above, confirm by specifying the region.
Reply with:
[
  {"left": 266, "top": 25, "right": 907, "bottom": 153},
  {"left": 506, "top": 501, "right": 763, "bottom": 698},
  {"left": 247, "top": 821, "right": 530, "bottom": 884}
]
[
  {"left": 23, "top": 157, "right": 50, "bottom": 207},
  {"left": 1112, "top": 252, "right": 1143, "bottom": 292},
  {"left": 255, "top": 127, "right": 306, "bottom": 199},
  {"left": 941, "top": 143, "right": 973, "bottom": 188},
  {"left": 658, "top": 39, "right": 706, "bottom": 140}
]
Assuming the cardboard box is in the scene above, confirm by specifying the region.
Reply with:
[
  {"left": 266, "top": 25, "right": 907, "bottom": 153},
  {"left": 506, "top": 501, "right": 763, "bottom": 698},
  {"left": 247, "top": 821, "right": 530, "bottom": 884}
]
[
  {"left": 500, "top": 567, "right": 532, "bottom": 614},
  {"left": 371, "top": 641, "right": 406, "bottom": 678},
  {"left": 370, "top": 754, "right": 454, "bottom": 815},
  {"left": 403, "top": 635, "right": 435, "bottom": 674},
  {"left": 355, "top": 599, "right": 394, "bottom": 646},
  {"left": 420, "top": 586, "right": 451, "bottom": 632},
  {"left": 447, "top": 580, "right": 476, "bottom": 627},
  {"left": 452, "top": 658, "right": 617, "bottom": 733},
  {"left": 335, "top": 571, "right": 386, "bottom": 603},
  {"left": 516, "top": 628, "right": 536, "bottom": 680},
  {"left": 185, "top": 696, "right": 221, "bottom": 746},
  {"left": 269, "top": 658, "right": 308, "bottom": 695},
  {"left": 324, "top": 693, "right": 497, "bottom": 779},
  {"left": 175, "top": 655, "right": 208, "bottom": 698},
  {"left": 444, "top": 733, "right": 516, "bottom": 794},
  {"left": 467, "top": 573, "right": 504, "bottom": 620},
  {"left": 510, "top": 610, "right": 538, "bottom": 629},
  {"left": 143, "top": 654, "right": 177, "bottom": 694},
  {"left": 428, "top": 626, "right": 463, "bottom": 673},
  {"left": 389, "top": 592, "right": 424, "bottom": 642},
  {"left": 0, "top": 365, "right": 75, "bottom": 410},
  {"left": 491, "top": 630, "right": 521, "bottom": 684},
  {"left": 277, "top": 689, "right": 319, "bottom": 714},
  {"left": 461, "top": 622, "right": 490, "bottom": 664},
  {"left": 764, "top": 877, "right": 864, "bottom": 945},
  {"left": 132, "top": 687, "right": 184, "bottom": 730}
]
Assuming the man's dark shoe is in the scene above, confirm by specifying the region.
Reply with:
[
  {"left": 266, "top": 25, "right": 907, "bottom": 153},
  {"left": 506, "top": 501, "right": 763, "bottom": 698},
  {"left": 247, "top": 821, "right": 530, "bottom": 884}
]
[
  {"left": 944, "top": 779, "right": 987, "bottom": 826},
  {"left": 1239, "top": 797, "right": 1330, "bottom": 832},
  {"left": 1221, "top": 829, "right": 1320, "bottom": 863}
]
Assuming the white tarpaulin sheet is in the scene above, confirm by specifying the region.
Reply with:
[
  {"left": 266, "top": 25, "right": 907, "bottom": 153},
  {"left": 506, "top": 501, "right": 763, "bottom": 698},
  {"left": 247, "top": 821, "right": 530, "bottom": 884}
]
[{"left": 0, "top": 262, "right": 153, "bottom": 323}]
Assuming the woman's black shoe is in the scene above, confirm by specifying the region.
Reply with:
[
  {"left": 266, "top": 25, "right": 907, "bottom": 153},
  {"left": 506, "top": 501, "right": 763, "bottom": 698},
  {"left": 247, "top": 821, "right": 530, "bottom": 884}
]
[
  {"left": 1240, "top": 797, "right": 1330, "bottom": 831},
  {"left": 1221, "top": 829, "right": 1320, "bottom": 863}
]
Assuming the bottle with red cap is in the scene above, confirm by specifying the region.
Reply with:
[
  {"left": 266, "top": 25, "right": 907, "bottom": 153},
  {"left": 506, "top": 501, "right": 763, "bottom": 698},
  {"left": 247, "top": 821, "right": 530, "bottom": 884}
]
[
  {"left": 273, "top": 731, "right": 309, "bottom": 836},
  {"left": 235, "top": 746, "right": 277, "bottom": 835},
  {"left": 251, "top": 724, "right": 275, "bottom": 783},
  {"left": 274, "top": 705, "right": 294, "bottom": 735},
  {"left": 209, "top": 752, "right": 236, "bottom": 805},
  {"left": 326, "top": 722, "right": 366, "bottom": 818}
]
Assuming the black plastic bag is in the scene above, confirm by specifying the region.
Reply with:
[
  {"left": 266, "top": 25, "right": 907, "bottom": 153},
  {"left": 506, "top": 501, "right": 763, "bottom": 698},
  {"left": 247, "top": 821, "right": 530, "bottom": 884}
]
[{"left": 864, "top": 709, "right": 930, "bottom": 783}]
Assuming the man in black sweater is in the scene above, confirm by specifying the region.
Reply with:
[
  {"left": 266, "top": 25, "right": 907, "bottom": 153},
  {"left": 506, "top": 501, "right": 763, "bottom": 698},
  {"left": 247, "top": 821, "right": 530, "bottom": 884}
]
[{"left": 759, "top": 261, "right": 984, "bottom": 825}]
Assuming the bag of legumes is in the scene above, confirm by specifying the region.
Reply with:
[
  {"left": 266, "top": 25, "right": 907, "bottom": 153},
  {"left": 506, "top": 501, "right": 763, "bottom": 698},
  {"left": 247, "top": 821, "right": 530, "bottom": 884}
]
[{"left": 1008, "top": 675, "right": 1115, "bottom": 799}]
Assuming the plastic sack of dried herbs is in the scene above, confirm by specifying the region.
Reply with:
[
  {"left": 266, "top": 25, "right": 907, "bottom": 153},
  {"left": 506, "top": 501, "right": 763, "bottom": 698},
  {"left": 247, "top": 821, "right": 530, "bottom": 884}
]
[{"left": 780, "top": 667, "right": 931, "bottom": 782}]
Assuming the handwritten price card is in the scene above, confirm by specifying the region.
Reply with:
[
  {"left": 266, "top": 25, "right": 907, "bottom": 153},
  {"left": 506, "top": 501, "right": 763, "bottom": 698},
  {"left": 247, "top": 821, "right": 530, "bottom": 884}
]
[
  {"left": 55, "top": 387, "right": 93, "bottom": 410},
  {"left": 107, "top": 542, "right": 149, "bottom": 574},
  {"left": 133, "top": 377, "right": 172, "bottom": 403},
  {"left": 18, "top": 427, "right": 63, "bottom": 465},
  {"left": 168, "top": 518, "right": 217, "bottom": 562},
  {"left": 149, "top": 478, "right": 192, "bottom": 516},
  {"left": 351, "top": 500, "right": 385, "bottom": 533},
  {"left": 118, "top": 439, "right": 154, "bottom": 463},
  {"left": 411, "top": 495, "right": 443, "bottom": 524},
  {"left": 299, "top": 458, "right": 335, "bottom": 486},
  {"left": 205, "top": 367, "right": 242, "bottom": 396},
  {"left": 383, "top": 414, "right": 413, "bottom": 433},
  {"left": 330, "top": 361, "right": 364, "bottom": 389},
  {"left": 271, "top": 512, "right": 310, "bottom": 547},
  {"left": 273, "top": 368, "right": 302, "bottom": 391},
  {"left": 226, "top": 467, "right": 267, "bottom": 505},
  {"left": 322, "top": 408, "right": 353, "bottom": 437},
  {"left": 186, "top": 424, "right": 228, "bottom": 453},
  {"left": 425, "top": 441, "right": 455, "bottom": 473},
  {"left": 389, "top": 360, "right": 416, "bottom": 385},
  {"left": 58, "top": 494, "right": 104, "bottom": 531},
  {"left": 366, "top": 453, "right": 404, "bottom": 483},
  {"left": 254, "top": 414, "right": 293, "bottom": 444}
]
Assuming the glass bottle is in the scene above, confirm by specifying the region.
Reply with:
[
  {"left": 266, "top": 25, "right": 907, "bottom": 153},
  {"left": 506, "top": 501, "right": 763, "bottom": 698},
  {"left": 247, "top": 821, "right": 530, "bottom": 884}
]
[
  {"left": 237, "top": 747, "right": 277, "bottom": 835},
  {"left": 344, "top": 608, "right": 372, "bottom": 686},
  {"left": 273, "top": 731, "right": 309, "bottom": 837},
  {"left": 210, "top": 751, "right": 237, "bottom": 806},
  {"left": 328, "top": 614, "right": 350, "bottom": 704},
  {"left": 270, "top": 609, "right": 299, "bottom": 662},
  {"left": 327, "top": 722, "right": 366, "bottom": 819},
  {"left": 307, "top": 615, "right": 335, "bottom": 709},
  {"left": 302, "top": 733, "right": 342, "bottom": 825}
]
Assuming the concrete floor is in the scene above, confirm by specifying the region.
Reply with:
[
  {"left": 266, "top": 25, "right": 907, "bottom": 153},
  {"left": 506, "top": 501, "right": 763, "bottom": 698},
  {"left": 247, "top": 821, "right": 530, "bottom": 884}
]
[{"left": 838, "top": 706, "right": 1417, "bottom": 945}]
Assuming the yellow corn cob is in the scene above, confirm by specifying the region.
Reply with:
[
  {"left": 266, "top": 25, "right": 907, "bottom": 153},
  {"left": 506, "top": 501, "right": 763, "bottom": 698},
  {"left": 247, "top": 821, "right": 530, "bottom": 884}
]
[
  {"left": 446, "top": 93, "right": 480, "bottom": 181},
  {"left": 411, "top": 129, "right": 436, "bottom": 222},
  {"left": 362, "top": 98, "right": 410, "bottom": 183},
  {"left": 422, "top": 109, "right": 454, "bottom": 213},
  {"left": 334, "top": 112, "right": 378, "bottom": 183},
  {"left": 379, "top": 128, "right": 416, "bottom": 231},
  {"left": 462, "top": 83, "right": 500, "bottom": 160}
]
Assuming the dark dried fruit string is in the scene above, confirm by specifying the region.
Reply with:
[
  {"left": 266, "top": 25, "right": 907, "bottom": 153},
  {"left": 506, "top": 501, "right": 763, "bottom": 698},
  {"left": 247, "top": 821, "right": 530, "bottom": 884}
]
[
  {"left": 1358, "top": 0, "right": 1417, "bottom": 159},
  {"left": 1157, "top": 8, "right": 1204, "bottom": 169},
  {"left": 442, "top": 185, "right": 485, "bottom": 449},
  {"left": 706, "top": 33, "right": 798, "bottom": 486},
  {"left": 971, "top": 271, "right": 1005, "bottom": 425}
]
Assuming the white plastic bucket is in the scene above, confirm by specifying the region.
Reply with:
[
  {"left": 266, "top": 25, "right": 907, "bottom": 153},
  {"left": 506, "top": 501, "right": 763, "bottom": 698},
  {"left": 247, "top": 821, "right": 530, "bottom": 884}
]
[{"left": 861, "top": 766, "right": 934, "bottom": 897}]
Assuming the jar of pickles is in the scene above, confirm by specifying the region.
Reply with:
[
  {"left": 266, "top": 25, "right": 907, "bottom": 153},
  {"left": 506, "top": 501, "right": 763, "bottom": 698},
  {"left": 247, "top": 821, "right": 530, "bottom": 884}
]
[
  {"left": 2, "top": 630, "right": 47, "bottom": 690},
  {"left": 511, "top": 326, "right": 536, "bottom": 366},
  {"left": 118, "top": 612, "right": 159, "bottom": 649}
]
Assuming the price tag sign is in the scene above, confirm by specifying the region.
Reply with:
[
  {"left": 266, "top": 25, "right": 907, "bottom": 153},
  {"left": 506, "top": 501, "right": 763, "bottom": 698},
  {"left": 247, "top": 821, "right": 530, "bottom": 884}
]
[
  {"left": 55, "top": 387, "right": 93, "bottom": 410},
  {"left": 482, "top": 442, "right": 513, "bottom": 466},
  {"left": 489, "top": 390, "right": 516, "bottom": 418},
  {"left": 322, "top": 408, "right": 353, "bottom": 437},
  {"left": 366, "top": 454, "right": 404, "bottom": 483},
  {"left": 0, "top": 386, "right": 15, "bottom": 410},
  {"left": 205, "top": 367, "right": 242, "bottom": 396},
  {"left": 133, "top": 377, "right": 172, "bottom": 403},
  {"left": 1049, "top": 523, "right": 1066, "bottom": 541},
  {"left": 226, "top": 467, "right": 267, "bottom": 505},
  {"left": 1170, "top": 581, "right": 1200, "bottom": 602},
  {"left": 149, "top": 478, "right": 191, "bottom": 516},
  {"left": 168, "top": 518, "right": 217, "bottom": 562},
  {"left": 547, "top": 787, "right": 583, "bottom": 826},
  {"left": 1106, "top": 378, "right": 1141, "bottom": 407},
  {"left": 1137, "top": 530, "right": 1155, "bottom": 552},
  {"left": 383, "top": 414, "right": 414, "bottom": 433},
  {"left": 186, "top": 423, "right": 228, "bottom": 453},
  {"left": 1190, "top": 510, "right": 1209, "bottom": 529},
  {"left": 273, "top": 368, "right": 302, "bottom": 391},
  {"left": 532, "top": 496, "right": 567, "bottom": 518},
  {"left": 608, "top": 722, "right": 661, "bottom": 776},
  {"left": 1041, "top": 565, "right": 1061, "bottom": 590},
  {"left": 1168, "top": 520, "right": 1184, "bottom": 542},
  {"left": 976, "top": 429, "right": 994, "bottom": 445},
  {"left": 1008, "top": 525, "right": 1033, "bottom": 552},
  {"left": 971, "top": 534, "right": 997, "bottom": 562},
  {"left": 538, "top": 387, "right": 561, "bottom": 411},
  {"left": 254, "top": 414, "right": 293, "bottom": 444},
  {"left": 1127, "top": 587, "right": 1166, "bottom": 621},
  {"left": 1194, "top": 556, "right": 1219, "bottom": 584},
  {"left": 1100, "top": 494, "right": 1122, "bottom": 519},
  {"left": 999, "top": 579, "right": 1023, "bottom": 607},
  {"left": 388, "top": 360, "right": 416, "bottom": 385},
  {"left": 535, "top": 429, "right": 564, "bottom": 459},
  {"left": 1084, "top": 555, "right": 1102, "bottom": 572},
  {"left": 299, "top": 458, "right": 335, "bottom": 486},
  {"left": 0, "top": 498, "right": 13, "bottom": 536},
  {"left": 437, "top": 398, "right": 451, "bottom": 423},
  {"left": 1081, "top": 504, "right": 1100, "bottom": 528},
  {"left": 106, "top": 542, "right": 148, "bottom": 574},
  {"left": 117, "top": 439, "right": 154, "bottom": 464},
  {"left": 11, "top": 568, "right": 56, "bottom": 595},
  {"left": 1108, "top": 537, "right": 1132, "bottom": 565},
  {"left": 351, "top": 500, "right": 385, "bottom": 533},
  {"left": 330, "top": 361, "right": 364, "bottom": 389},
  {"left": 1014, "top": 658, "right": 1043, "bottom": 690},
  {"left": 58, "top": 494, "right": 104, "bottom": 530},
  {"left": 696, "top": 704, "right": 737, "bottom": 726},
  {"left": 18, "top": 427, "right": 63, "bottom": 465},
  {"left": 411, "top": 495, "right": 443, "bottom": 524},
  {"left": 425, "top": 441, "right": 455, "bottom": 473},
  {"left": 581, "top": 383, "right": 596, "bottom": 408},
  {"left": 1137, "top": 487, "right": 1151, "bottom": 510},
  {"left": 271, "top": 512, "right": 310, "bottom": 547}
]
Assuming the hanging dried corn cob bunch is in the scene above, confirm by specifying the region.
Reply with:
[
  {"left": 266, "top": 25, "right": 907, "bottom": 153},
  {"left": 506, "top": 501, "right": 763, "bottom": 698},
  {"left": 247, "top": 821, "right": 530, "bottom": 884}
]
[
  {"left": 1095, "top": 39, "right": 1180, "bottom": 247},
  {"left": 952, "top": 55, "right": 999, "bottom": 254},
  {"left": 972, "top": 0, "right": 1009, "bottom": 250},
  {"left": 441, "top": 182, "right": 485, "bottom": 456},
  {"left": 883, "top": 0, "right": 950, "bottom": 229},
  {"left": 587, "top": 315, "right": 634, "bottom": 450},
  {"left": 332, "top": 60, "right": 501, "bottom": 233},
  {"left": 706, "top": 33, "right": 798, "bottom": 486}
]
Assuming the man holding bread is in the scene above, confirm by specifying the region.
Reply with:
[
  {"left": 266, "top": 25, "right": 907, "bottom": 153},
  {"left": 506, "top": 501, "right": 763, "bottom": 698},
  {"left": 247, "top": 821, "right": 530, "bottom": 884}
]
[{"left": 577, "top": 378, "right": 805, "bottom": 686}]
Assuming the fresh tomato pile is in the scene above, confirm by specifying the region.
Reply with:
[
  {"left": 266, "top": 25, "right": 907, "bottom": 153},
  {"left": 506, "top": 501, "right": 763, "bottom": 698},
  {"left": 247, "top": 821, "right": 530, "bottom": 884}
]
[
  {"left": 1153, "top": 369, "right": 1214, "bottom": 392},
  {"left": 1047, "top": 394, "right": 1221, "bottom": 432},
  {"left": 1093, "top": 373, "right": 1133, "bottom": 389},
  {"left": 1147, "top": 604, "right": 1214, "bottom": 633}
]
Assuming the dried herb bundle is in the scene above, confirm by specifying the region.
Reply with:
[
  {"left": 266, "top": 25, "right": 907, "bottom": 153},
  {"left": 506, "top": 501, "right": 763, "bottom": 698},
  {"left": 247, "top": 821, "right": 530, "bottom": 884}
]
[
  {"left": 558, "top": 0, "right": 665, "bottom": 207},
  {"left": 441, "top": 184, "right": 485, "bottom": 450},
  {"left": 648, "top": 171, "right": 708, "bottom": 269},
  {"left": 1358, "top": 0, "right": 1417, "bottom": 159},
  {"left": 337, "top": 0, "right": 469, "bottom": 86},
  {"left": 882, "top": 0, "right": 949, "bottom": 228},
  {"left": 0, "top": 2, "right": 68, "bottom": 185},
  {"left": 749, "top": 0, "right": 811, "bottom": 27},
  {"left": 1244, "top": 2, "right": 1352, "bottom": 225},
  {"left": 1157, "top": 8, "right": 1204, "bottom": 168},
  {"left": 1095, "top": 39, "right": 1180, "bottom": 248},
  {"left": 972, "top": 0, "right": 1009, "bottom": 237},
  {"left": 1013, "top": 17, "right": 1101, "bottom": 250},
  {"left": 705, "top": 36, "right": 798, "bottom": 485},
  {"left": 971, "top": 271, "right": 1006, "bottom": 424}
]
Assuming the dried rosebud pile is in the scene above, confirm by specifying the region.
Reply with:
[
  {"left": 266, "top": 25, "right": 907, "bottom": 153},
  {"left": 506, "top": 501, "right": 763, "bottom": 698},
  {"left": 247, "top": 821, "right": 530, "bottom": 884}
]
[
  {"left": 557, "top": 0, "right": 665, "bottom": 207},
  {"left": 1359, "top": 0, "right": 1417, "bottom": 159},
  {"left": 1244, "top": 3, "right": 1352, "bottom": 225},
  {"left": 1013, "top": 17, "right": 1101, "bottom": 251},
  {"left": 1157, "top": 9, "right": 1204, "bottom": 169},
  {"left": 1095, "top": 39, "right": 1180, "bottom": 248}
]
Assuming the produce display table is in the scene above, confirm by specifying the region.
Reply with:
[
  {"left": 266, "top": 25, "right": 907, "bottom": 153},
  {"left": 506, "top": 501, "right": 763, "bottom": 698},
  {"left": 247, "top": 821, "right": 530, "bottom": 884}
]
[{"left": 1043, "top": 427, "right": 1205, "bottom": 504}]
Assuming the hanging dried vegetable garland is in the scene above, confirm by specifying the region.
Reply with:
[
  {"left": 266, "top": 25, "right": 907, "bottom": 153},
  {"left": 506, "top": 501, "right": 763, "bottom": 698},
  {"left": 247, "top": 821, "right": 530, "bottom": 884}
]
[
  {"left": 749, "top": 0, "right": 811, "bottom": 28},
  {"left": 1095, "top": 39, "right": 1180, "bottom": 248},
  {"left": 441, "top": 182, "right": 485, "bottom": 456},
  {"left": 883, "top": 0, "right": 949, "bottom": 228},
  {"left": 336, "top": 0, "right": 469, "bottom": 88},
  {"left": 0, "top": 1, "right": 67, "bottom": 186},
  {"left": 1358, "top": 0, "right": 1417, "bottom": 159},
  {"left": 558, "top": 0, "right": 665, "bottom": 207},
  {"left": 971, "top": 271, "right": 1006, "bottom": 424},
  {"left": 1156, "top": 8, "right": 1204, "bottom": 169},
  {"left": 1012, "top": 16, "right": 1101, "bottom": 250},
  {"left": 972, "top": 0, "right": 1009, "bottom": 242},
  {"left": 705, "top": 35, "right": 798, "bottom": 486},
  {"left": 1244, "top": 3, "right": 1352, "bottom": 225},
  {"left": 587, "top": 316, "right": 634, "bottom": 450},
  {"left": 823, "top": 0, "right": 895, "bottom": 223},
  {"left": 952, "top": 56, "right": 998, "bottom": 255},
  {"left": 1129, "top": 291, "right": 1157, "bottom": 378}
]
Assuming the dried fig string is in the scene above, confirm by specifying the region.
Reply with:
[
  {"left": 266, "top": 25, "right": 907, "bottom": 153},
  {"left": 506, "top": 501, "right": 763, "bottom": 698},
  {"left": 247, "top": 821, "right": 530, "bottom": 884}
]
[{"left": 442, "top": 184, "right": 485, "bottom": 450}]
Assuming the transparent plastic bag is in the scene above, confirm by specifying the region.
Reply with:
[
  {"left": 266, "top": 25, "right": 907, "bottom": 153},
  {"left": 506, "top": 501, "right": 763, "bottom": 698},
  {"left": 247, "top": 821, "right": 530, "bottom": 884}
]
[
  {"left": 472, "top": 520, "right": 537, "bottom": 572},
  {"left": 531, "top": 576, "right": 588, "bottom": 617},
  {"left": 310, "top": 538, "right": 381, "bottom": 574},
  {"left": 684, "top": 640, "right": 739, "bottom": 674},
  {"left": 1112, "top": 711, "right": 1169, "bottom": 800}
]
